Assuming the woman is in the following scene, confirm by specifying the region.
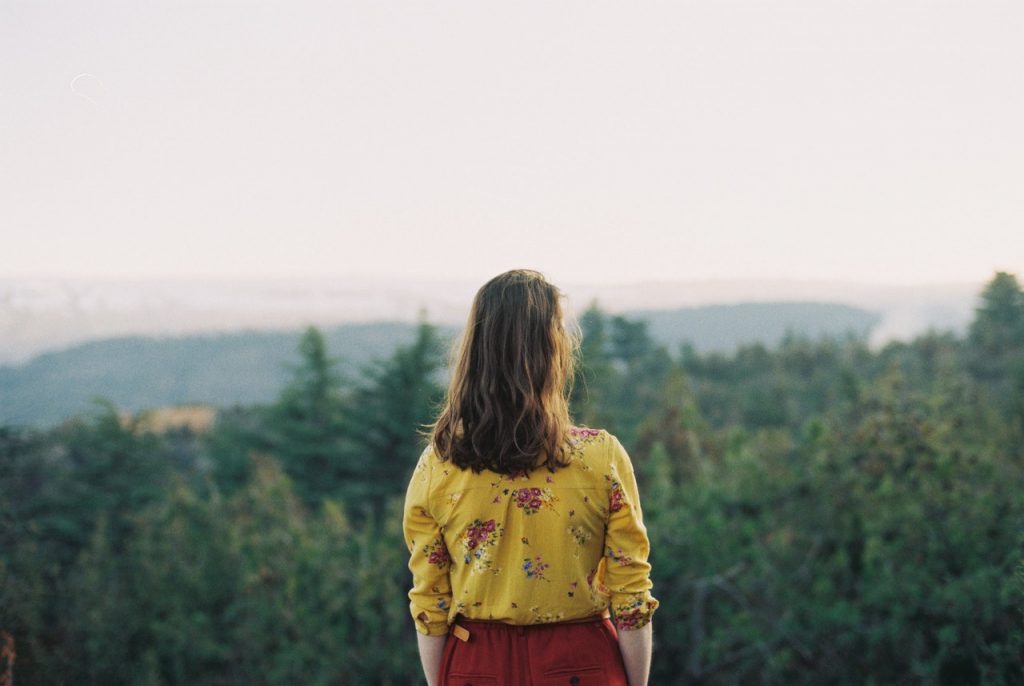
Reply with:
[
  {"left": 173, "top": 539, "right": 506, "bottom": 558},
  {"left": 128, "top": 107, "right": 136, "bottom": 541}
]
[{"left": 403, "top": 269, "right": 659, "bottom": 686}]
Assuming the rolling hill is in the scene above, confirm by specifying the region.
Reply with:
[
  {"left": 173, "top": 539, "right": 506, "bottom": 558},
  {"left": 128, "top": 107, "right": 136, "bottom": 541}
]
[{"left": 0, "top": 302, "right": 880, "bottom": 428}]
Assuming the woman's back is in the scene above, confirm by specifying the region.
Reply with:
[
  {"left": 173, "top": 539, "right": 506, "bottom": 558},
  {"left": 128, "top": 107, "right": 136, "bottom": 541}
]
[
  {"left": 404, "top": 425, "right": 660, "bottom": 634},
  {"left": 404, "top": 269, "right": 657, "bottom": 685}
]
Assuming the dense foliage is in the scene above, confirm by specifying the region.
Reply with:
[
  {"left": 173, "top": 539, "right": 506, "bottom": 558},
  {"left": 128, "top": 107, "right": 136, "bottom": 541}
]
[{"left": 2, "top": 273, "right": 1023, "bottom": 685}]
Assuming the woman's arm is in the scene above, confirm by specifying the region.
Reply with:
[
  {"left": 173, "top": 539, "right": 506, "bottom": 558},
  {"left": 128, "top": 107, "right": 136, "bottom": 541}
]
[
  {"left": 404, "top": 445, "right": 455, "bottom": 684},
  {"left": 617, "top": 621, "right": 653, "bottom": 686},
  {"left": 603, "top": 434, "right": 659, "bottom": 686},
  {"left": 416, "top": 633, "right": 448, "bottom": 686}
]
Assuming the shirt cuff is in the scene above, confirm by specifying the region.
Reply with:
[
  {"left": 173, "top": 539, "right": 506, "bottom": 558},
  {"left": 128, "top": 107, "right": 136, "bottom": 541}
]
[
  {"left": 611, "top": 592, "right": 660, "bottom": 630},
  {"left": 413, "top": 609, "right": 451, "bottom": 637}
]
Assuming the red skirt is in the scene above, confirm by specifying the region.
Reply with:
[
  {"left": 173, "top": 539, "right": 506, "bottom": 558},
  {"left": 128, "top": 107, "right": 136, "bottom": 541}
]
[{"left": 437, "top": 611, "right": 629, "bottom": 686}]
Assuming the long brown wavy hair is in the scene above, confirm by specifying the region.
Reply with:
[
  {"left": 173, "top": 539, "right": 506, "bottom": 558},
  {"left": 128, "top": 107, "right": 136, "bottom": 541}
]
[{"left": 423, "top": 269, "right": 583, "bottom": 475}]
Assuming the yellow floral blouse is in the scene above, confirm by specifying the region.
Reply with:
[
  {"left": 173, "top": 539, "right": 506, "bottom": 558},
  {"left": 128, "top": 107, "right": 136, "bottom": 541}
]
[{"left": 402, "top": 426, "right": 660, "bottom": 637}]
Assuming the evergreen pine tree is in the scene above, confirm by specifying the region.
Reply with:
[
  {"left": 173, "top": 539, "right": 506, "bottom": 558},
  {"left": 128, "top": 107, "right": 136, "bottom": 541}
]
[
  {"left": 968, "top": 271, "right": 1024, "bottom": 356},
  {"left": 570, "top": 301, "right": 617, "bottom": 429},
  {"left": 343, "top": 314, "right": 447, "bottom": 518},
  {"left": 261, "top": 326, "right": 350, "bottom": 508}
]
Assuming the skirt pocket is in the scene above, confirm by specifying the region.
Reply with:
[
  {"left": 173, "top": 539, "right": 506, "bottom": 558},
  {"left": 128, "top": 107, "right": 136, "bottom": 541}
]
[
  {"left": 446, "top": 673, "right": 499, "bottom": 686},
  {"left": 538, "top": 665, "right": 605, "bottom": 685}
]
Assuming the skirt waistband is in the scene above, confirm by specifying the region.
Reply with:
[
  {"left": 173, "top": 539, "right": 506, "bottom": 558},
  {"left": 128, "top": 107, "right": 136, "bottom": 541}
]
[{"left": 450, "top": 608, "right": 611, "bottom": 641}]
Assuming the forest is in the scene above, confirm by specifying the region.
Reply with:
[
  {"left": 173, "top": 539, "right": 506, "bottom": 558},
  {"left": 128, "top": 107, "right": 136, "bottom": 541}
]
[{"left": 2, "top": 271, "right": 1023, "bottom": 685}]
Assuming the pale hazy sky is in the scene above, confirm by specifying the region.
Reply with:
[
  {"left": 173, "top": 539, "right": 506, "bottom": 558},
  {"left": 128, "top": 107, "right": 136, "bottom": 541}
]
[{"left": 3, "top": 1, "right": 1022, "bottom": 287}]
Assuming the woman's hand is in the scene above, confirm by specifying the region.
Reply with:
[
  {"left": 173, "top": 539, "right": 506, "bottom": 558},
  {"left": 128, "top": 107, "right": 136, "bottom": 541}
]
[
  {"left": 616, "top": 621, "right": 653, "bottom": 686},
  {"left": 416, "top": 632, "right": 449, "bottom": 686}
]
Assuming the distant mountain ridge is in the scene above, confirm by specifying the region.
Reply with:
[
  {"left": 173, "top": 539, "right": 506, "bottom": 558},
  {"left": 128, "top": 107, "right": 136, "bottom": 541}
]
[
  {"left": 0, "top": 321, "right": 451, "bottom": 429},
  {"left": 0, "top": 276, "right": 980, "bottom": 365},
  {"left": 2, "top": 301, "right": 881, "bottom": 428},
  {"left": 632, "top": 301, "right": 879, "bottom": 354}
]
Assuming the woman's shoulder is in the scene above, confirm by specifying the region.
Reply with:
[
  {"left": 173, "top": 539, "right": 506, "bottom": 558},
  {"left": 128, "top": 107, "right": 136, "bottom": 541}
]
[
  {"left": 565, "top": 425, "right": 617, "bottom": 470},
  {"left": 416, "top": 441, "right": 453, "bottom": 479},
  {"left": 567, "top": 425, "right": 617, "bottom": 447},
  {"left": 420, "top": 442, "right": 455, "bottom": 474}
]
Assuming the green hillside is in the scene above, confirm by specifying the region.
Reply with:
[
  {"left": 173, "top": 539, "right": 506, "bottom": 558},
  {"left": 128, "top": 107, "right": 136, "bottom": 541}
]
[
  {"left": 0, "top": 302, "right": 879, "bottom": 428},
  {"left": 0, "top": 321, "right": 460, "bottom": 428}
]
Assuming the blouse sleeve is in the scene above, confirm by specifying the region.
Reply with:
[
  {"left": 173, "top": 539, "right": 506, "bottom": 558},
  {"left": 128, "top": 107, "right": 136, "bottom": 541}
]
[
  {"left": 402, "top": 445, "right": 453, "bottom": 636},
  {"left": 604, "top": 434, "right": 661, "bottom": 630}
]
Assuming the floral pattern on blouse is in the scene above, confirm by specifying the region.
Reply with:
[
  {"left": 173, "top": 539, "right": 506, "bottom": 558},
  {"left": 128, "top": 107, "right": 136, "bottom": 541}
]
[
  {"left": 460, "top": 518, "right": 504, "bottom": 575},
  {"left": 612, "top": 594, "right": 660, "bottom": 630},
  {"left": 606, "top": 545, "right": 633, "bottom": 566},
  {"left": 529, "top": 606, "right": 567, "bottom": 624},
  {"left": 567, "top": 524, "right": 593, "bottom": 559},
  {"left": 402, "top": 428, "right": 660, "bottom": 636},
  {"left": 565, "top": 426, "right": 601, "bottom": 471},
  {"left": 608, "top": 479, "right": 626, "bottom": 513},
  {"left": 423, "top": 537, "right": 451, "bottom": 569},
  {"left": 522, "top": 554, "right": 551, "bottom": 581},
  {"left": 511, "top": 486, "right": 559, "bottom": 514}
]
